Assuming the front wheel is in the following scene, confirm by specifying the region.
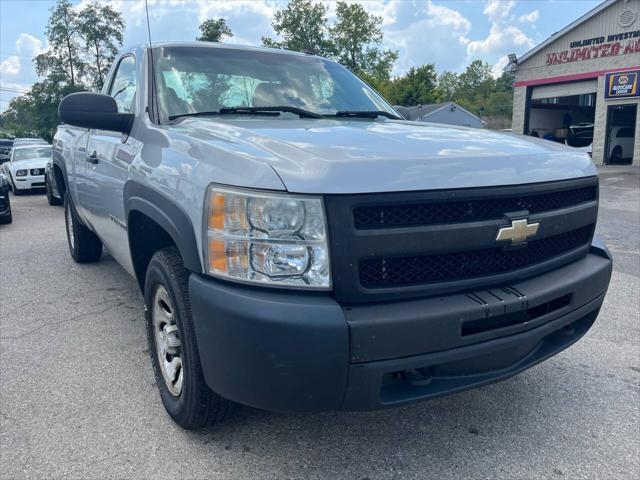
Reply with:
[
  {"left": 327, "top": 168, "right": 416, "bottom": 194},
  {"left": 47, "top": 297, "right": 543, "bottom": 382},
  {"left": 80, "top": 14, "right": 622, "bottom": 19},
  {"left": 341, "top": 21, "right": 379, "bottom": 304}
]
[
  {"left": 64, "top": 194, "right": 102, "bottom": 262},
  {"left": 0, "top": 197, "right": 11, "bottom": 224},
  {"left": 145, "top": 247, "right": 235, "bottom": 429}
]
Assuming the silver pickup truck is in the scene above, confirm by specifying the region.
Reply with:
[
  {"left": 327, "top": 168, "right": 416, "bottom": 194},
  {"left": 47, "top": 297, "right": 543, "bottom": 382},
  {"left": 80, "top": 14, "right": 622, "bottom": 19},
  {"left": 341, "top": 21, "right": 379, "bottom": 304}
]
[{"left": 53, "top": 42, "right": 612, "bottom": 430}]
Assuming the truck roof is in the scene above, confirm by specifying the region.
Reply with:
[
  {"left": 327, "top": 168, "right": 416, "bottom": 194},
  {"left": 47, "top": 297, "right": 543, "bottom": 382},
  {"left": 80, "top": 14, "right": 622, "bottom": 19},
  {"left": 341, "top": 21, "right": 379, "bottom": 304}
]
[{"left": 125, "top": 41, "right": 320, "bottom": 59}]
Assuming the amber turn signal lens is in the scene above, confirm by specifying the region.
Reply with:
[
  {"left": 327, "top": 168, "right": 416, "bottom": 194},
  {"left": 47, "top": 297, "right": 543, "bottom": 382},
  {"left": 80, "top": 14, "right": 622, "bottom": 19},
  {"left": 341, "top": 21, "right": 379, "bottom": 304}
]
[
  {"left": 208, "top": 193, "right": 225, "bottom": 230},
  {"left": 208, "top": 238, "right": 227, "bottom": 273}
]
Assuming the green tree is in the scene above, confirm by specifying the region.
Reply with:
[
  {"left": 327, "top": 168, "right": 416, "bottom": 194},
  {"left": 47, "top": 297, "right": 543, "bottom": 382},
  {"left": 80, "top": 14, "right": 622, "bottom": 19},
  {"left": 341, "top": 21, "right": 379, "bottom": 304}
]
[
  {"left": 437, "top": 71, "right": 459, "bottom": 102},
  {"left": 454, "top": 60, "right": 494, "bottom": 113},
  {"left": 35, "top": 0, "right": 85, "bottom": 86},
  {"left": 1, "top": 81, "right": 85, "bottom": 141},
  {"left": 262, "top": 0, "right": 333, "bottom": 56},
  {"left": 495, "top": 70, "right": 515, "bottom": 93},
  {"left": 78, "top": 1, "right": 125, "bottom": 90},
  {"left": 434, "top": 60, "right": 514, "bottom": 128},
  {"left": 197, "top": 18, "right": 233, "bottom": 42},
  {"left": 331, "top": 2, "right": 398, "bottom": 81},
  {"left": 386, "top": 65, "right": 439, "bottom": 106}
]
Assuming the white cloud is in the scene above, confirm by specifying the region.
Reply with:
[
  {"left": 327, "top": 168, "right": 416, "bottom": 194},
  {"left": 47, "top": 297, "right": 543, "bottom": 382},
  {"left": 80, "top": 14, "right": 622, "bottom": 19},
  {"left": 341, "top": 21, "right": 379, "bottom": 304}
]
[
  {"left": 0, "top": 33, "right": 45, "bottom": 111},
  {"left": 467, "top": 24, "right": 534, "bottom": 56},
  {"left": 15, "top": 33, "right": 44, "bottom": 58},
  {"left": 386, "top": 1, "right": 472, "bottom": 74},
  {"left": 483, "top": 0, "right": 515, "bottom": 22},
  {"left": 196, "top": 0, "right": 276, "bottom": 23},
  {"left": 491, "top": 55, "right": 510, "bottom": 78},
  {"left": 428, "top": 2, "right": 472, "bottom": 33},
  {"left": 465, "top": 0, "right": 534, "bottom": 63},
  {"left": 0, "top": 33, "right": 44, "bottom": 92},
  {"left": 519, "top": 10, "right": 540, "bottom": 24},
  {"left": 0, "top": 57, "right": 21, "bottom": 77}
]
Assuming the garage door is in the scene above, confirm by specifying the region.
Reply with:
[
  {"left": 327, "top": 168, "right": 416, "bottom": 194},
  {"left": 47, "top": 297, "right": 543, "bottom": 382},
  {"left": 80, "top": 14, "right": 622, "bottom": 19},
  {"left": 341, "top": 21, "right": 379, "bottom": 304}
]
[{"left": 531, "top": 80, "right": 598, "bottom": 100}]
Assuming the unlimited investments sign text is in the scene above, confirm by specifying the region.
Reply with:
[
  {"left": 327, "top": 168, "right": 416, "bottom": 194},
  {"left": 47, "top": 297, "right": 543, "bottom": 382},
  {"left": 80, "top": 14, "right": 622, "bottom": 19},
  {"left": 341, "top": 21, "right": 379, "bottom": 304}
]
[{"left": 545, "top": 30, "right": 640, "bottom": 65}]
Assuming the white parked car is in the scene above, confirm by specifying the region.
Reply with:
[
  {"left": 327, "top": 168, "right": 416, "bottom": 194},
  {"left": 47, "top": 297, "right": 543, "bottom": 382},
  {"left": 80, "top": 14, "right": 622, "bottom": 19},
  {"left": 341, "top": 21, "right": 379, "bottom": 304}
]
[
  {"left": 608, "top": 126, "right": 635, "bottom": 163},
  {"left": 569, "top": 142, "right": 593, "bottom": 158},
  {"left": 567, "top": 126, "right": 635, "bottom": 163},
  {"left": 3, "top": 144, "right": 52, "bottom": 194}
]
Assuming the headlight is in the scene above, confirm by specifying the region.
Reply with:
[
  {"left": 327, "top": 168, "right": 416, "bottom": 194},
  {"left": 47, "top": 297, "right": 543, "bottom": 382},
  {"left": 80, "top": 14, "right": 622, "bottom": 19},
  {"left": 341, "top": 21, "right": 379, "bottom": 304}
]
[
  {"left": 16, "top": 170, "right": 27, "bottom": 177},
  {"left": 204, "top": 185, "right": 330, "bottom": 289}
]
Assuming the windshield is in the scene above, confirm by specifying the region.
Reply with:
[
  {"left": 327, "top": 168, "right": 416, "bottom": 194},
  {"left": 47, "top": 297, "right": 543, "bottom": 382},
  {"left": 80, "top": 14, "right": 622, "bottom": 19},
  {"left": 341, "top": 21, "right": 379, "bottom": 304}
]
[
  {"left": 13, "top": 147, "right": 51, "bottom": 162},
  {"left": 153, "top": 46, "right": 396, "bottom": 121}
]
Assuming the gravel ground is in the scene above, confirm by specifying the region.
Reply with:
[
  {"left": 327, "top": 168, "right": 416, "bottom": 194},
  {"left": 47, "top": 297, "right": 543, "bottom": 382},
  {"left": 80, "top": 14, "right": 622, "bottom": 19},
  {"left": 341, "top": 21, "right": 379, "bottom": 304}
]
[{"left": 1, "top": 167, "right": 638, "bottom": 480}]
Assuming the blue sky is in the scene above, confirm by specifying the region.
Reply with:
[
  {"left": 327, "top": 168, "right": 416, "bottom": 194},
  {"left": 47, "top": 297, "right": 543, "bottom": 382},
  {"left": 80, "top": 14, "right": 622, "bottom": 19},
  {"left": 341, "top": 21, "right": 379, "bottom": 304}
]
[{"left": 1, "top": 0, "right": 602, "bottom": 111}]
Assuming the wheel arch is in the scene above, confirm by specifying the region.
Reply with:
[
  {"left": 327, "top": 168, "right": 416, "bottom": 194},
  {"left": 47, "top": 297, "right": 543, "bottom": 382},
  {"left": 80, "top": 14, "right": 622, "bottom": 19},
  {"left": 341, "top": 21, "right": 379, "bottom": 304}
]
[
  {"left": 51, "top": 153, "right": 68, "bottom": 198},
  {"left": 124, "top": 181, "right": 203, "bottom": 291}
]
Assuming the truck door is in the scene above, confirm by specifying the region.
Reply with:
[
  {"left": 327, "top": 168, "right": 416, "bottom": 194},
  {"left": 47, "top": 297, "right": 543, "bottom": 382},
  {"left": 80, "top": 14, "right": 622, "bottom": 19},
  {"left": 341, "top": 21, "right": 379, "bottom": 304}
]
[
  {"left": 84, "top": 55, "right": 139, "bottom": 273},
  {"left": 68, "top": 127, "right": 91, "bottom": 223}
]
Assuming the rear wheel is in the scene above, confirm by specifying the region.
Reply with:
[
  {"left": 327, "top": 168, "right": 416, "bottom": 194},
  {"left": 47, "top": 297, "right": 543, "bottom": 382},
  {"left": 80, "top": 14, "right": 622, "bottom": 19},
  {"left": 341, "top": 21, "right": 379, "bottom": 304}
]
[
  {"left": 46, "top": 175, "right": 61, "bottom": 205},
  {"left": 145, "top": 247, "right": 235, "bottom": 429},
  {"left": 64, "top": 194, "right": 102, "bottom": 262}
]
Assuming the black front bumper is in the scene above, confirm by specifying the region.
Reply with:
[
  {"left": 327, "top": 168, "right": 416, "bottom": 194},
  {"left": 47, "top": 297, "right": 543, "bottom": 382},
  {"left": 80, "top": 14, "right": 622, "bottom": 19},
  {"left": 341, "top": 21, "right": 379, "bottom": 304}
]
[{"left": 189, "top": 240, "right": 612, "bottom": 412}]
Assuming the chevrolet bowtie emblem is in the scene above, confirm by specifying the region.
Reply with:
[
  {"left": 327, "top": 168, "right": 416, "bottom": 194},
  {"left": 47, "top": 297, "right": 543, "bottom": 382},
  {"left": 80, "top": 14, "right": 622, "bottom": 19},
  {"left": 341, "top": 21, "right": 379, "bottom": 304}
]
[{"left": 496, "top": 218, "right": 539, "bottom": 245}]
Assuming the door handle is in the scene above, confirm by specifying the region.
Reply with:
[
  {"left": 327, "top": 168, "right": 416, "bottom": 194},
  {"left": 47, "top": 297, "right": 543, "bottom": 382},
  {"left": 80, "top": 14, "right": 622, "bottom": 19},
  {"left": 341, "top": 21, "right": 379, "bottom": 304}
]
[{"left": 87, "top": 152, "right": 99, "bottom": 164}]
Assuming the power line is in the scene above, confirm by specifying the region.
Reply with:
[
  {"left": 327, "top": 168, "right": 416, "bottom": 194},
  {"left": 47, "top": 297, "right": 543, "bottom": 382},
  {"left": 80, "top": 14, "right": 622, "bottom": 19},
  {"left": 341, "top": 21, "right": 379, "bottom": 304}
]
[
  {"left": 0, "top": 55, "right": 36, "bottom": 65},
  {"left": 0, "top": 87, "right": 30, "bottom": 95},
  {"left": 0, "top": 51, "right": 38, "bottom": 61}
]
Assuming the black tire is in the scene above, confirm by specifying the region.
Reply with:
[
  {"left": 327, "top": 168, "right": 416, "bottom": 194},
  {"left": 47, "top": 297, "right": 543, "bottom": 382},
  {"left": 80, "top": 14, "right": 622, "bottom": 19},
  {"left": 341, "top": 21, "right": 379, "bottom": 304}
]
[
  {"left": 12, "top": 183, "right": 23, "bottom": 196},
  {"left": 0, "top": 197, "right": 11, "bottom": 225},
  {"left": 609, "top": 146, "right": 622, "bottom": 164},
  {"left": 145, "top": 247, "right": 235, "bottom": 429},
  {"left": 64, "top": 194, "right": 102, "bottom": 262},
  {"left": 46, "top": 175, "right": 62, "bottom": 205}
]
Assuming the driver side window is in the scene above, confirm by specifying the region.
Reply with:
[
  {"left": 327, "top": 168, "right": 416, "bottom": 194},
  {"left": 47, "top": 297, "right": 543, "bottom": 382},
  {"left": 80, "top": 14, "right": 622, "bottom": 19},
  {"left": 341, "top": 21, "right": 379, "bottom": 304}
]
[{"left": 109, "top": 56, "right": 137, "bottom": 113}]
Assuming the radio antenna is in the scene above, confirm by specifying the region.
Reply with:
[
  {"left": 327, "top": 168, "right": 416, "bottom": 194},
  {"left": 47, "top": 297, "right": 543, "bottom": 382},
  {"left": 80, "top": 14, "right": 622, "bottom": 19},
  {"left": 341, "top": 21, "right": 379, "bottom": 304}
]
[{"left": 145, "top": 0, "right": 159, "bottom": 122}]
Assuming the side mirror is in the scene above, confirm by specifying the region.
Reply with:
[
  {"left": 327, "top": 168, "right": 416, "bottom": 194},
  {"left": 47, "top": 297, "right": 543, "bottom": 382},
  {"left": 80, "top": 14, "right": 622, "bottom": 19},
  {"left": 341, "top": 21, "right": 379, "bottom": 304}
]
[{"left": 58, "top": 92, "right": 134, "bottom": 134}]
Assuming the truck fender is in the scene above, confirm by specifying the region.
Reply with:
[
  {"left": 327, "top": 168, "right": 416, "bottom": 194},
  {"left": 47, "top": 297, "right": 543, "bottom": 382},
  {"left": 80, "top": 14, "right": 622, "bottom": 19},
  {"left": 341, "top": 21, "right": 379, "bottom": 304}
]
[
  {"left": 123, "top": 180, "right": 203, "bottom": 274},
  {"left": 51, "top": 148, "right": 68, "bottom": 192}
]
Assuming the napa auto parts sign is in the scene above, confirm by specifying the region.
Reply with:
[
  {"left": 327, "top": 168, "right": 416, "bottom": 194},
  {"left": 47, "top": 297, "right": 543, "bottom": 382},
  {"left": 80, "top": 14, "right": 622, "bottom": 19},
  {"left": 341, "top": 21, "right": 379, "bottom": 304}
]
[
  {"left": 545, "top": 30, "right": 640, "bottom": 65},
  {"left": 605, "top": 70, "right": 640, "bottom": 99}
]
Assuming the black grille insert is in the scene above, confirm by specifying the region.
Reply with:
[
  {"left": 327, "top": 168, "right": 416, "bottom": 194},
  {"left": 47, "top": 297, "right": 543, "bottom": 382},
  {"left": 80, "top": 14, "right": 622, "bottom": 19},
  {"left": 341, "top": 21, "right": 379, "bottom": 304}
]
[
  {"left": 359, "top": 225, "right": 594, "bottom": 287},
  {"left": 461, "top": 294, "right": 572, "bottom": 336},
  {"left": 354, "top": 186, "right": 597, "bottom": 229}
]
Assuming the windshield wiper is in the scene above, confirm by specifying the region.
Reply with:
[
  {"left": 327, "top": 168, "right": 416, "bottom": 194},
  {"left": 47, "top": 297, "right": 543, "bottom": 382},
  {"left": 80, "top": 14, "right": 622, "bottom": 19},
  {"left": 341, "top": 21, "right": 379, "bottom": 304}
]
[
  {"left": 219, "top": 106, "right": 322, "bottom": 119},
  {"left": 333, "top": 110, "right": 402, "bottom": 120},
  {"left": 168, "top": 106, "right": 322, "bottom": 121},
  {"left": 168, "top": 111, "right": 220, "bottom": 121}
]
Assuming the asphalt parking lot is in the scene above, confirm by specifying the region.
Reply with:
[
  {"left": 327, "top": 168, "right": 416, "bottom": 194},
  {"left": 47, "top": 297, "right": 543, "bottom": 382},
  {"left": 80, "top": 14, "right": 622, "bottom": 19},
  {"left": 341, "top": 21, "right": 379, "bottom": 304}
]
[{"left": 0, "top": 167, "right": 638, "bottom": 480}]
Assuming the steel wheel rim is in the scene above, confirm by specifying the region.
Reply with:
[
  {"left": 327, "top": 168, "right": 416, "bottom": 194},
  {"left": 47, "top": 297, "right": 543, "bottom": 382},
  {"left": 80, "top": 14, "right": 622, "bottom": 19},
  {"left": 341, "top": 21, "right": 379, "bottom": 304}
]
[
  {"left": 66, "top": 203, "right": 75, "bottom": 250},
  {"left": 152, "top": 284, "right": 183, "bottom": 397}
]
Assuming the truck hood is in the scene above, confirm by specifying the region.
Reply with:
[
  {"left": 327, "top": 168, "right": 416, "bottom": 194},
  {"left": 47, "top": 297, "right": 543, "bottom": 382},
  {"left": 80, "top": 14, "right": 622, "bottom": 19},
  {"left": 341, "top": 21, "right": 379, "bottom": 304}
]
[{"left": 178, "top": 118, "right": 596, "bottom": 194}]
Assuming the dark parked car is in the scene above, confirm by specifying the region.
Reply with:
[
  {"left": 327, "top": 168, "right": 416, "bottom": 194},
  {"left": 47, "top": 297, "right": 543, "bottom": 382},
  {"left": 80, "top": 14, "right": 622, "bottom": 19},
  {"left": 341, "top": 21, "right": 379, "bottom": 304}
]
[
  {"left": 0, "top": 171, "right": 12, "bottom": 224},
  {"left": 0, "top": 138, "right": 13, "bottom": 164},
  {"left": 45, "top": 157, "right": 62, "bottom": 205}
]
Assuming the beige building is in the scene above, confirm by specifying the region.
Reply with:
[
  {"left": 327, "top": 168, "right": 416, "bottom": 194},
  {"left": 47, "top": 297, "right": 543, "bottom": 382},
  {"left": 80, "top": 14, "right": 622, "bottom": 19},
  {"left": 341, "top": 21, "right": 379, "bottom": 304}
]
[{"left": 512, "top": 0, "right": 639, "bottom": 165}]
